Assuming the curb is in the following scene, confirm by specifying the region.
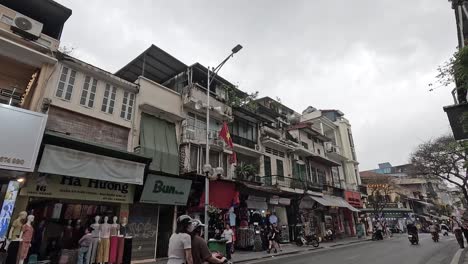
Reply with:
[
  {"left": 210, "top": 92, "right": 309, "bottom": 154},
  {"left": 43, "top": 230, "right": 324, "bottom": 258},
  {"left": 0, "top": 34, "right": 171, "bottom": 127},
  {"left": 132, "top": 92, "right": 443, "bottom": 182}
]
[{"left": 235, "top": 239, "right": 373, "bottom": 263}]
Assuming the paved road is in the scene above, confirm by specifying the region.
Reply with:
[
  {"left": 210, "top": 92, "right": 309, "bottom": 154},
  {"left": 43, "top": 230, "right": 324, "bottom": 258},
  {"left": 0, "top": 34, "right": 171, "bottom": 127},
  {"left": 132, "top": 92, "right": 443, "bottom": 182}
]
[{"left": 247, "top": 234, "right": 460, "bottom": 264}]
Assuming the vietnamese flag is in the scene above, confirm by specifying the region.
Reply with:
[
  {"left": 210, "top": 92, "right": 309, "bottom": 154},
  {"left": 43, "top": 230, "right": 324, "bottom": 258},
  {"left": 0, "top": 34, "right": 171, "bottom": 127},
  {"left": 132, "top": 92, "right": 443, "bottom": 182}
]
[
  {"left": 219, "top": 122, "right": 234, "bottom": 148},
  {"left": 219, "top": 122, "right": 237, "bottom": 163}
]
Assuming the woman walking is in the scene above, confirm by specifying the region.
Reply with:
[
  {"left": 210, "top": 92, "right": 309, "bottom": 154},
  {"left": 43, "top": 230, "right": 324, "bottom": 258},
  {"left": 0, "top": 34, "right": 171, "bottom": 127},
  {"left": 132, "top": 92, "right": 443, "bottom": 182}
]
[{"left": 167, "top": 215, "right": 194, "bottom": 264}]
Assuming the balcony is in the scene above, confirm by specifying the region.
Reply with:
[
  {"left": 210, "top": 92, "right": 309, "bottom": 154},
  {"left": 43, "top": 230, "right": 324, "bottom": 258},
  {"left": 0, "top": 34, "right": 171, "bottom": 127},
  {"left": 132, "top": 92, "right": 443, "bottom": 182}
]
[
  {"left": 183, "top": 84, "right": 233, "bottom": 121},
  {"left": 325, "top": 142, "right": 347, "bottom": 161},
  {"left": 232, "top": 135, "right": 256, "bottom": 149},
  {"left": 264, "top": 175, "right": 323, "bottom": 193},
  {"left": 181, "top": 124, "right": 225, "bottom": 150},
  {"left": 261, "top": 136, "right": 296, "bottom": 151}
]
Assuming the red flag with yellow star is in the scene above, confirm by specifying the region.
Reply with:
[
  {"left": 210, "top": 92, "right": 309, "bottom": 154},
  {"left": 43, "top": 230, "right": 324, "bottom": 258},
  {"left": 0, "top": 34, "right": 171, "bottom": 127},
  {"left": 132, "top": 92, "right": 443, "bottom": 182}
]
[
  {"left": 219, "top": 122, "right": 237, "bottom": 163},
  {"left": 219, "top": 122, "right": 234, "bottom": 148}
]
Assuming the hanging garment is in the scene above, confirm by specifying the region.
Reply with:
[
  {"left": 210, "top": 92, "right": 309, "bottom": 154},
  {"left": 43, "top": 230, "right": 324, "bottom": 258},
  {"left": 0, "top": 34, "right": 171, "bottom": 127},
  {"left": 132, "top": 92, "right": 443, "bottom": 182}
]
[
  {"left": 109, "top": 236, "right": 118, "bottom": 263},
  {"left": 18, "top": 224, "right": 34, "bottom": 261},
  {"left": 72, "top": 204, "right": 82, "bottom": 219},
  {"left": 63, "top": 204, "right": 74, "bottom": 220},
  {"left": 87, "top": 237, "right": 99, "bottom": 264},
  {"left": 52, "top": 203, "right": 63, "bottom": 219},
  {"left": 5, "top": 240, "right": 20, "bottom": 264},
  {"left": 62, "top": 226, "right": 74, "bottom": 249},
  {"left": 116, "top": 237, "right": 124, "bottom": 264},
  {"left": 97, "top": 237, "right": 110, "bottom": 263},
  {"left": 122, "top": 237, "right": 132, "bottom": 264}
]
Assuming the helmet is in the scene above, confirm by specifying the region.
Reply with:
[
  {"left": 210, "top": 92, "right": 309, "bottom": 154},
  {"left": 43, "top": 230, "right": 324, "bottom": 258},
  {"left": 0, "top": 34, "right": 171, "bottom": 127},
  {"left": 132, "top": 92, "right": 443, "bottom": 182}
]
[
  {"left": 177, "top": 215, "right": 194, "bottom": 224},
  {"left": 191, "top": 219, "right": 206, "bottom": 230}
]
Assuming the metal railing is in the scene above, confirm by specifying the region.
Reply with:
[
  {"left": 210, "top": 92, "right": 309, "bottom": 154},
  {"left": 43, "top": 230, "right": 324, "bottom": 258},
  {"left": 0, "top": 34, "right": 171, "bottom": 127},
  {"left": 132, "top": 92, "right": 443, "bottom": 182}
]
[
  {"left": 261, "top": 175, "right": 323, "bottom": 191},
  {"left": 231, "top": 135, "right": 257, "bottom": 149}
]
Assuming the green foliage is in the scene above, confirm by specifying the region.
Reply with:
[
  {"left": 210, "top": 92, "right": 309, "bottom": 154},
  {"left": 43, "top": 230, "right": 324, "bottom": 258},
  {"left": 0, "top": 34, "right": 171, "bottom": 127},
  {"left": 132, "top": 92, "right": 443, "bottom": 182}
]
[
  {"left": 224, "top": 85, "right": 259, "bottom": 111},
  {"left": 234, "top": 163, "right": 258, "bottom": 181},
  {"left": 431, "top": 46, "right": 468, "bottom": 92}
]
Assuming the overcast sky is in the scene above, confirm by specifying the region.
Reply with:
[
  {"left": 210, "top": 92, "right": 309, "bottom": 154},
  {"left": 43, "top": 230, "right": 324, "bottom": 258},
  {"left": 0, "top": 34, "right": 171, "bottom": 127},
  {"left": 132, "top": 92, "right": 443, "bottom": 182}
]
[{"left": 55, "top": 0, "right": 457, "bottom": 170}]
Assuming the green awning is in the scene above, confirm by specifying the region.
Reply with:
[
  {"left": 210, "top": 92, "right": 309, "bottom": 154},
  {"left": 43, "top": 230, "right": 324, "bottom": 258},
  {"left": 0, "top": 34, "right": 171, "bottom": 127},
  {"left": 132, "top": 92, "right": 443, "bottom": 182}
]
[{"left": 140, "top": 113, "right": 179, "bottom": 175}]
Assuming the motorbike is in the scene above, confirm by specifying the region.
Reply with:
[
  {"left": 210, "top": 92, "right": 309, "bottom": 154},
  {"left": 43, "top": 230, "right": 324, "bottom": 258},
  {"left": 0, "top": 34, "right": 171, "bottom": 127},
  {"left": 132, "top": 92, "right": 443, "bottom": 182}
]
[
  {"left": 295, "top": 229, "right": 320, "bottom": 247},
  {"left": 408, "top": 233, "right": 419, "bottom": 245},
  {"left": 432, "top": 232, "right": 439, "bottom": 242},
  {"left": 372, "top": 229, "right": 383, "bottom": 241}
]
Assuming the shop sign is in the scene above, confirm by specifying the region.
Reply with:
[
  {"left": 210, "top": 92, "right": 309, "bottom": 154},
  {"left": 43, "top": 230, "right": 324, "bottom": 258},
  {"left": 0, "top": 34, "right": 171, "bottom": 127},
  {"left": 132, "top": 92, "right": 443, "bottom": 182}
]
[
  {"left": 0, "top": 181, "right": 20, "bottom": 238},
  {"left": 140, "top": 175, "right": 191, "bottom": 206},
  {"left": 0, "top": 104, "right": 47, "bottom": 172},
  {"left": 269, "top": 196, "right": 279, "bottom": 205},
  {"left": 344, "top": 191, "right": 362, "bottom": 208},
  {"left": 20, "top": 174, "right": 134, "bottom": 203}
]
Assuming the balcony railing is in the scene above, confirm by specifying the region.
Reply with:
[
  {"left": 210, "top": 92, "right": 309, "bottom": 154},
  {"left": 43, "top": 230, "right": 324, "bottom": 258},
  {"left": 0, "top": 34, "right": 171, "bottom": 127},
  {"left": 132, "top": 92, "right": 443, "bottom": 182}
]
[
  {"left": 262, "top": 175, "right": 323, "bottom": 192},
  {"left": 182, "top": 124, "right": 225, "bottom": 148},
  {"left": 231, "top": 135, "right": 257, "bottom": 149}
]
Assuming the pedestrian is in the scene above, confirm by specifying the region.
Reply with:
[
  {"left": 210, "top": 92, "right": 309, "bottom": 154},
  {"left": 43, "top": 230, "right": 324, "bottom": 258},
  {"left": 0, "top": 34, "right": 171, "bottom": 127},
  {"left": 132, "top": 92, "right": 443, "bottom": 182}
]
[
  {"left": 452, "top": 216, "right": 465, "bottom": 249},
  {"left": 168, "top": 215, "right": 194, "bottom": 264},
  {"left": 267, "top": 225, "right": 279, "bottom": 253},
  {"left": 221, "top": 224, "right": 234, "bottom": 260},
  {"left": 190, "top": 219, "right": 227, "bottom": 264},
  {"left": 76, "top": 227, "right": 92, "bottom": 264},
  {"left": 273, "top": 224, "right": 282, "bottom": 252}
]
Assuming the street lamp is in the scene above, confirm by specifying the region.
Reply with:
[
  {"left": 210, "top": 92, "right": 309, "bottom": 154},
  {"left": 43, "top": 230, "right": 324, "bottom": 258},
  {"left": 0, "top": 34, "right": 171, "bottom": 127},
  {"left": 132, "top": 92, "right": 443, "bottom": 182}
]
[{"left": 204, "top": 44, "right": 243, "bottom": 240}]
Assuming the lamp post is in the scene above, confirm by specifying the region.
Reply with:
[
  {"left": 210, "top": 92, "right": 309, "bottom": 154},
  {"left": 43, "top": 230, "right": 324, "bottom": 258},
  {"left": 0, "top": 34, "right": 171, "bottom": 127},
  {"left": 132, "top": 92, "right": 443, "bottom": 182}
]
[{"left": 204, "top": 44, "right": 243, "bottom": 240}]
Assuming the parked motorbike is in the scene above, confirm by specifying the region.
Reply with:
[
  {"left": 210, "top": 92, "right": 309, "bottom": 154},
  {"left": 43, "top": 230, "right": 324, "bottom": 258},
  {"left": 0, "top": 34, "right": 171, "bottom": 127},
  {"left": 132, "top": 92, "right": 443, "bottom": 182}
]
[
  {"left": 408, "top": 233, "right": 419, "bottom": 245},
  {"left": 432, "top": 232, "right": 439, "bottom": 242},
  {"left": 296, "top": 229, "right": 320, "bottom": 247}
]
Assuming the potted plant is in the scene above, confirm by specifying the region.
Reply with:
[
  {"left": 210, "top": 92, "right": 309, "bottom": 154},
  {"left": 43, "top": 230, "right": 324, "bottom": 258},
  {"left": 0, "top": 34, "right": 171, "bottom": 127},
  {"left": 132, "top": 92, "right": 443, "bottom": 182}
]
[{"left": 235, "top": 163, "right": 258, "bottom": 182}]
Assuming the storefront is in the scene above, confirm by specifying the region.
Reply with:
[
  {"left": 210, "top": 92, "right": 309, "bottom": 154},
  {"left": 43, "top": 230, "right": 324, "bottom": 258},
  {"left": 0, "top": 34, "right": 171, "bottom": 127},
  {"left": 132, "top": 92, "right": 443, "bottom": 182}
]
[
  {"left": 133, "top": 174, "right": 192, "bottom": 260},
  {"left": 0, "top": 104, "right": 48, "bottom": 240},
  {"left": 11, "top": 132, "right": 151, "bottom": 263},
  {"left": 307, "top": 194, "right": 360, "bottom": 238}
]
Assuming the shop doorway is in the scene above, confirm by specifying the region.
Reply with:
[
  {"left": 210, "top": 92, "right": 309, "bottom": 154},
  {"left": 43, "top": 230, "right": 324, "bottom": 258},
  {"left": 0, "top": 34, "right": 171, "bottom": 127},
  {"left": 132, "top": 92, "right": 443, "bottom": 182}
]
[
  {"left": 156, "top": 205, "right": 175, "bottom": 258},
  {"left": 128, "top": 203, "right": 159, "bottom": 260}
]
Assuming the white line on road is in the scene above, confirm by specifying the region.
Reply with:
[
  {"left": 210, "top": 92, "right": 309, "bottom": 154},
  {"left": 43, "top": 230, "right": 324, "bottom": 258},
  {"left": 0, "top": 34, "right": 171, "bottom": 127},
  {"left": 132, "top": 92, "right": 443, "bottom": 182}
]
[{"left": 450, "top": 248, "right": 464, "bottom": 264}]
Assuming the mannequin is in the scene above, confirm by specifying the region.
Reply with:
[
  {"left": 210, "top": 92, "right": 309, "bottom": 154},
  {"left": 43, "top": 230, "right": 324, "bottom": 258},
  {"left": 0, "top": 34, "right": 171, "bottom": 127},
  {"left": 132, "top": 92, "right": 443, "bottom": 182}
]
[
  {"left": 62, "top": 219, "right": 73, "bottom": 249},
  {"left": 109, "top": 216, "right": 120, "bottom": 263},
  {"left": 8, "top": 211, "right": 27, "bottom": 240},
  {"left": 116, "top": 217, "right": 128, "bottom": 264},
  {"left": 5, "top": 211, "right": 27, "bottom": 264},
  {"left": 86, "top": 216, "right": 101, "bottom": 264},
  {"left": 121, "top": 217, "right": 132, "bottom": 264},
  {"left": 97, "top": 216, "right": 110, "bottom": 263},
  {"left": 18, "top": 215, "right": 34, "bottom": 264}
]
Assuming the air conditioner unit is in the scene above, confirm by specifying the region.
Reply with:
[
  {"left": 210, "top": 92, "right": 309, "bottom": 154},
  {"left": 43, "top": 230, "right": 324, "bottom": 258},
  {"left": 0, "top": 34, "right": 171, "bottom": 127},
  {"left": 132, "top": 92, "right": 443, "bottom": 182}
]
[{"left": 11, "top": 13, "right": 43, "bottom": 40}]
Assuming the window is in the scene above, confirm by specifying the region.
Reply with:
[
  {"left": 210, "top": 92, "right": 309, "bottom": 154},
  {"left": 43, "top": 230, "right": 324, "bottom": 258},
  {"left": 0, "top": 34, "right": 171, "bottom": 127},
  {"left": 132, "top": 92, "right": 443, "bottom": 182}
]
[
  {"left": 301, "top": 142, "right": 309, "bottom": 149},
  {"left": 56, "top": 66, "right": 76, "bottom": 100},
  {"left": 265, "top": 147, "right": 285, "bottom": 158},
  {"left": 307, "top": 134, "right": 312, "bottom": 140},
  {"left": 120, "top": 91, "right": 135, "bottom": 120},
  {"left": 311, "top": 167, "right": 318, "bottom": 183},
  {"left": 101, "top": 84, "right": 117, "bottom": 114},
  {"left": 317, "top": 149, "right": 321, "bottom": 155},
  {"left": 317, "top": 169, "right": 325, "bottom": 185},
  {"left": 80, "top": 76, "right": 97, "bottom": 107},
  {"left": 276, "top": 159, "right": 284, "bottom": 181}
]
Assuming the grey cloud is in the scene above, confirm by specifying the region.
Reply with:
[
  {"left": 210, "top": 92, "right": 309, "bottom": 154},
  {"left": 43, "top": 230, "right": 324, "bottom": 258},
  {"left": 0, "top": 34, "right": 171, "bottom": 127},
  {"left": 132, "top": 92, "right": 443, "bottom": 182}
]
[{"left": 56, "top": 0, "right": 457, "bottom": 170}]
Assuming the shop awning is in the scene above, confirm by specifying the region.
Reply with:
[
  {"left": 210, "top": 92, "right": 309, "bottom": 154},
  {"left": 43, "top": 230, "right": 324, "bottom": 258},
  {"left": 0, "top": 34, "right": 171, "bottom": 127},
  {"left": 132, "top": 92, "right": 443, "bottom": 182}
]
[
  {"left": 39, "top": 144, "right": 147, "bottom": 185},
  {"left": 310, "top": 195, "right": 360, "bottom": 212},
  {"left": 246, "top": 196, "right": 268, "bottom": 210},
  {"left": 200, "top": 181, "right": 237, "bottom": 209}
]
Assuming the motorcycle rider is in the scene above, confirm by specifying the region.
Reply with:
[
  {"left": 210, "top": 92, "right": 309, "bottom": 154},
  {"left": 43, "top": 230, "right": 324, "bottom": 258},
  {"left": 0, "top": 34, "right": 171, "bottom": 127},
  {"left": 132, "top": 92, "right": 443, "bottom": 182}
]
[
  {"left": 407, "top": 221, "right": 419, "bottom": 242},
  {"left": 190, "top": 219, "right": 227, "bottom": 264},
  {"left": 429, "top": 222, "right": 439, "bottom": 241}
]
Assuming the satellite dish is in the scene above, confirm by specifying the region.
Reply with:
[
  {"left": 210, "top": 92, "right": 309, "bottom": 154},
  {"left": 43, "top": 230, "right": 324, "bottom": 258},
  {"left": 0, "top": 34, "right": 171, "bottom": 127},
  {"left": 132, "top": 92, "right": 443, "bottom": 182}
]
[{"left": 195, "top": 100, "right": 203, "bottom": 110}]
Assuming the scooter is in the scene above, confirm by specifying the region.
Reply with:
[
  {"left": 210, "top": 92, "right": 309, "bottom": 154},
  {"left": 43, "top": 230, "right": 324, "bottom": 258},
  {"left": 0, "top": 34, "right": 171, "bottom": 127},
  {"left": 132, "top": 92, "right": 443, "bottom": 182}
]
[
  {"left": 432, "top": 232, "right": 439, "bottom": 242},
  {"left": 408, "top": 233, "right": 419, "bottom": 245},
  {"left": 296, "top": 229, "right": 320, "bottom": 247}
]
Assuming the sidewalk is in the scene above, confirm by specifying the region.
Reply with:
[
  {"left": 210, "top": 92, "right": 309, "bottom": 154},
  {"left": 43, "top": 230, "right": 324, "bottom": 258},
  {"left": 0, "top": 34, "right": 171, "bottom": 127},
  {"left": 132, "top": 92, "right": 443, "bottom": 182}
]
[
  {"left": 459, "top": 248, "right": 468, "bottom": 264},
  {"left": 142, "top": 236, "right": 372, "bottom": 264}
]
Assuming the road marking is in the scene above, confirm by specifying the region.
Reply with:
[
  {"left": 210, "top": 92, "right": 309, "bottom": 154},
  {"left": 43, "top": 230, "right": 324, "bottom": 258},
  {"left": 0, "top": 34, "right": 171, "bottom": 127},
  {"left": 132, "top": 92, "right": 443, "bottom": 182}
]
[{"left": 450, "top": 248, "right": 464, "bottom": 264}]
